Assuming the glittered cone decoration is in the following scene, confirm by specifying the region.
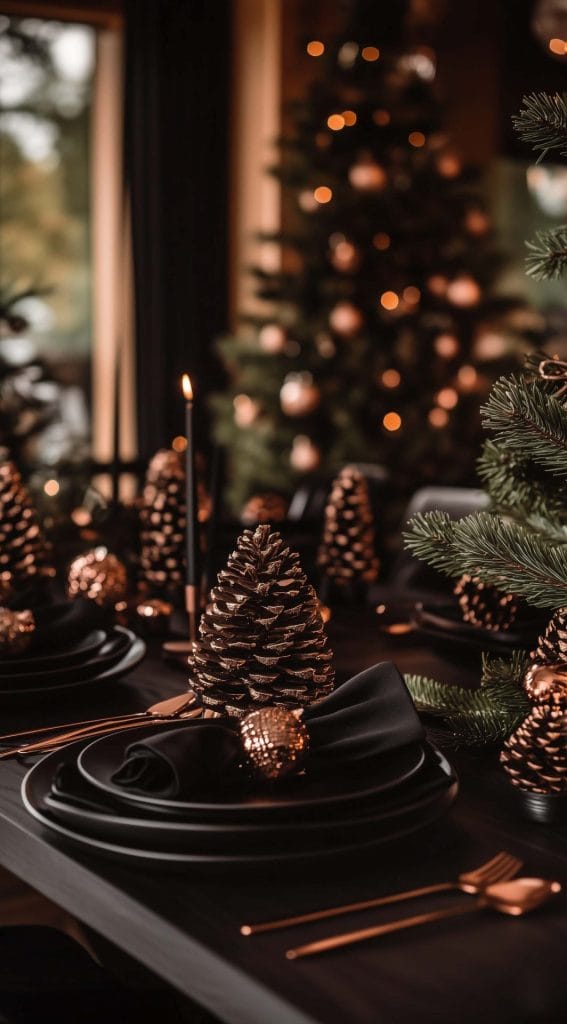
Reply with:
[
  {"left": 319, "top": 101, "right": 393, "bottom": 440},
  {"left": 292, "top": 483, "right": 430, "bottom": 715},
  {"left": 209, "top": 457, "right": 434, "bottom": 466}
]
[
  {"left": 0, "top": 455, "right": 53, "bottom": 596},
  {"left": 530, "top": 607, "right": 567, "bottom": 666},
  {"left": 190, "top": 524, "right": 335, "bottom": 716},
  {"left": 318, "top": 466, "right": 379, "bottom": 600},
  {"left": 453, "top": 574, "right": 517, "bottom": 632},
  {"left": 500, "top": 671, "right": 567, "bottom": 797},
  {"left": 139, "top": 448, "right": 210, "bottom": 599}
]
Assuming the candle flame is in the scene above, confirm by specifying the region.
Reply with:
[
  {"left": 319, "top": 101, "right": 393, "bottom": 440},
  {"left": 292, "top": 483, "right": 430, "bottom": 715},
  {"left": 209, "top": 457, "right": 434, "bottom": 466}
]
[{"left": 182, "top": 374, "right": 193, "bottom": 401}]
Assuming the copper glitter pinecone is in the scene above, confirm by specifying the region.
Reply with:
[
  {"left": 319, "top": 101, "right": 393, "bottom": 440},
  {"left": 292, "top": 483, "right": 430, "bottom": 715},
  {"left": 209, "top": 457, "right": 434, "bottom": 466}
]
[
  {"left": 530, "top": 607, "right": 567, "bottom": 666},
  {"left": 0, "top": 456, "right": 53, "bottom": 594},
  {"left": 318, "top": 466, "right": 379, "bottom": 586},
  {"left": 453, "top": 574, "right": 517, "bottom": 632},
  {"left": 138, "top": 448, "right": 210, "bottom": 595},
  {"left": 190, "top": 524, "right": 335, "bottom": 717},
  {"left": 500, "top": 680, "right": 567, "bottom": 795}
]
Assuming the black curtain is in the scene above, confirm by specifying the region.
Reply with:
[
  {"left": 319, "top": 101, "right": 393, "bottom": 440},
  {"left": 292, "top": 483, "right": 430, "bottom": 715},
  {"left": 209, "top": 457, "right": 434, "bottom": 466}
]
[{"left": 124, "top": 0, "right": 230, "bottom": 460}]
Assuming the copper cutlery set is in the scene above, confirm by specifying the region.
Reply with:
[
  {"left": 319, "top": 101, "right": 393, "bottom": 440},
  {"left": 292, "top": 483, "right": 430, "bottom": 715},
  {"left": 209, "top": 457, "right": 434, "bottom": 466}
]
[{"left": 240, "top": 852, "right": 562, "bottom": 959}]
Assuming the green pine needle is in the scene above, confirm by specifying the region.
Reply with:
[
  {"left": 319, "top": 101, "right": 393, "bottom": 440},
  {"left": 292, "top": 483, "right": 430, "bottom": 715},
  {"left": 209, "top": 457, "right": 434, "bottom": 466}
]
[
  {"left": 512, "top": 91, "right": 567, "bottom": 162},
  {"left": 525, "top": 226, "right": 567, "bottom": 281},
  {"left": 481, "top": 376, "right": 567, "bottom": 476},
  {"left": 477, "top": 439, "right": 567, "bottom": 524}
]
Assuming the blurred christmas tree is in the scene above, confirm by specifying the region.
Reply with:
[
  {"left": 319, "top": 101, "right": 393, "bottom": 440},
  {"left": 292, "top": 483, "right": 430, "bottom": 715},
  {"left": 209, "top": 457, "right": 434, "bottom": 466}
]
[{"left": 212, "top": 0, "right": 537, "bottom": 523}]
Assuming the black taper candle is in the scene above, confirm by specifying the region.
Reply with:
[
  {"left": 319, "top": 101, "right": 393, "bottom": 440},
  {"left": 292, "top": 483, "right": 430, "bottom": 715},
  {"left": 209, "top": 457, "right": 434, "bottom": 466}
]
[{"left": 182, "top": 374, "right": 201, "bottom": 640}]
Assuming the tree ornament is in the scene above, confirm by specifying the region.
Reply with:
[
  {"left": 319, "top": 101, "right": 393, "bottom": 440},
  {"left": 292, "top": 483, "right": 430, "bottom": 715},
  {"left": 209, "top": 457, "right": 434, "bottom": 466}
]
[
  {"left": 348, "top": 158, "right": 387, "bottom": 192},
  {"left": 318, "top": 466, "right": 380, "bottom": 590},
  {"left": 290, "top": 436, "right": 321, "bottom": 472},
  {"left": 329, "top": 301, "right": 364, "bottom": 336},
  {"left": 258, "top": 323, "right": 287, "bottom": 354},
  {"left": 446, "top": 275, "right": 481, "bottom": 307},
  {"left": 529, "top": 607, "right": 567, "bottom": 669},
  {"left": 0, "top": 457, "right": 53, "bottom": 594},
  {"left": 190, "top": 524, "right": 335, "bottom": 717},
  {"left": 239, "top": 706, "right": 309, "bottom": 780},
  {"left": 500, "top": 676, "right": 567, "bottom": 795},
  {"left": 280, "top": 373, "right": 320, "bottom": 417},
  {"left": 524, "top": 662, "right": 567, "bottom": 704},
  {"left": 453, "top": 574, "right": 518, "bottom": 632},
  {"left": 241, "top": 492, "right": 288, "bottom": 525},
  {"left": 0, "top": 607, "right": 35, "bottom": 656},
  {"left": 67, "top": 547, "right": 128, "bottom": 608}
]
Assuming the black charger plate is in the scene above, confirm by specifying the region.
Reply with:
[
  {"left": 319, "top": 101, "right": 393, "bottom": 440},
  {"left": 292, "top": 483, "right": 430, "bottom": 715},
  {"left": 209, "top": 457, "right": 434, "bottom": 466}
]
[
  {"left": 22, "top": 744, "right": 457, "bottom": 868},
  {"left": 0, "top": 629, "right": 146, "bottom": 701},
  {"left": 77, "top": 722, "right": 426, "bottom": 822},
  {"left": 0, "top": 630, "right": 107, "bottom": 675},
  {"left": 412, "top": 602, "right": 542, "bottom": 655},
  {"left": 42, "top": 748, "right": 451, "bottom": 854}
]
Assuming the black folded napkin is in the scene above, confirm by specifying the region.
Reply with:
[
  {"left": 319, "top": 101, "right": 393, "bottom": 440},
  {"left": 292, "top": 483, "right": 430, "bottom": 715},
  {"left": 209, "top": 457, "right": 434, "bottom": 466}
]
[
  {"left": 112, "top": 663, "right": 425, "bottom": 798},
  {"left": 30, "top": 600, "right": 109, "bottom": 653}
]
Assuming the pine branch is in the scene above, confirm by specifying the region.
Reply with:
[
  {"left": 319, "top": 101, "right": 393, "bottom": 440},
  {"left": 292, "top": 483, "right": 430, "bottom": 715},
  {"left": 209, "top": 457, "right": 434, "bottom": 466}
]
[
  {"left": 481, "top": 377, "right": 567, "bottom": 477},
  {"left": 404, "top": 510, "right": 567, "bottom": 608},
  {"left": 525, "top": 227, "right": 567, "bottom": 281},
  {"left": 405, "top": 651, "right": 529, "bottom": 746},
  {"left": 512, "top": 91, "right": 567, "bottom": 161},
  {"left": 477, "top": 440, "right": 567, "bottom": 523}
]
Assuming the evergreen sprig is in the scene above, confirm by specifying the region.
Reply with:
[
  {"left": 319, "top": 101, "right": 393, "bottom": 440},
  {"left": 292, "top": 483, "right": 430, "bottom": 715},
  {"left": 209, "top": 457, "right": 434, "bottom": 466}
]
[
  {"left": 525, "top": 227, "right": 567, "bottom": 281},
  {"left": 512, "top": 92, "right": 567, "bottom": 161},
  {"left": 404, "top": 509, "right": 567, "bottom": 608},
  {"left": 477, "top": 439, "right": 567, "bottom": 523},
  {"left": 405, "top": 650, "right": 530, "bottom": 746},
  {"left": 480, "top": 377, "right": 567, "bottom": 476}
]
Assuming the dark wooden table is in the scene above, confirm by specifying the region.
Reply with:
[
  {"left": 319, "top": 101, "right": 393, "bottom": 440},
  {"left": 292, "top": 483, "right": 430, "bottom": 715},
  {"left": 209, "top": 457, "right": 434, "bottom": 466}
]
[{"left": 1, "top": 610, "right": 566, "bottom": 1024}]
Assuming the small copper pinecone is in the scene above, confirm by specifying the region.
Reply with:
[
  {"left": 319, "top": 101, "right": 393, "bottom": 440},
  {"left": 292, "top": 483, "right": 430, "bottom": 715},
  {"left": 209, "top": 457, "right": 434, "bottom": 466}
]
[
  {"left": 190, "top": 524, "right": 335, "bottom": 717},
  {"left": 453, "top": 574, "right": 517, "bottom": 632},
  {"left": 530, "top": 607, "right": 567, "bottom": 666},
  {"left": 500, "top": 684, "right": 567, "bottom": 794},
  {"left": 241, "top": 492, "right": 288, "bottom": 525},
  {"left": 318, "top": 466, "right": 379, "bottom": 586},
  {"left": 0, "top": 457, "right": 53, "bottom": 593}
]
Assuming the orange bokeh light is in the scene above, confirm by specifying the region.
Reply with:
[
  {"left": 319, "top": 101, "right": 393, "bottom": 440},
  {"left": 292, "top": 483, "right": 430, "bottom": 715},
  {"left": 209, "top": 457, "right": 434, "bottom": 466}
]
[
  {"left": 172, "top": 435, "right": 188, "bottom": 453},
  {"left": 429, "top": 408, "right": 449, "bottom": 428},
  {"left": 307, "top": 40, "right": 325, "bottom": 57},
  {"left": 436, "top": 387, "right": 459, "bottom": 410},
  {"left": 383, "top": 411, "right": 402, "bottom": 431},
  {"left": 314, "top": 186, "right": 333, "bottom": 204},
  {"left": 327, "top": 114, "right": 345, "bottom": 130},
  {"left": 362, "top": 46, "right": 380, "bottom": 61},
  {"left": 373, "top": 109, "right": 390, "bottom": 126},
  {"left": 408, "top": 131, "right": 426, "bottom": 148},
  {"left": 380, "top": 291, "right": 399, "bottom": 311},
  {"left": 382, "top": 369, "right": 401, "bottom": 388},
  {"left": 403, "top": 286, "right": 420, "bottom": 304},
  {"left": 548, "top": 38, "right": 567, "bottom": 55},
  {"left": 373, "top": 232, "right": 391, "bottom": 250},
  {"left": 342, "top": 109, "right": 357, "bottom": 126},
  {"left": 44, "top": 479, "right": 60, "bottom": 497}
]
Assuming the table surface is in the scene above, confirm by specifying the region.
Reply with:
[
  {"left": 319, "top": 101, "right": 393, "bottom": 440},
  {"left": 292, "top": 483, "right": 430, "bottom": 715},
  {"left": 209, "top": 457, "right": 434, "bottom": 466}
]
[{"left": 1, "top": 609, "right": 566, "bottom": 1024}]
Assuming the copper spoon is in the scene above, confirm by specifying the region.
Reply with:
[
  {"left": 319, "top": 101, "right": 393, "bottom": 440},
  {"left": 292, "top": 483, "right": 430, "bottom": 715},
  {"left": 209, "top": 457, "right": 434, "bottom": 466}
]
[
  {"left": 0, "top": 692, "right": 195, "bottom": 745},
  {"left": 286, "top": 878, "right": 562, "bottom": 960}
]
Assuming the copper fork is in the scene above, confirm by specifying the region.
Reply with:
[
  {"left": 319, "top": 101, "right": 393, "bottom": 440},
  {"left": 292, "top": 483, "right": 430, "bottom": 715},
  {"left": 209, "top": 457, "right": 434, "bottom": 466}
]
[{"left": 241, "top": 851, "right": 523, "bottom": 936}]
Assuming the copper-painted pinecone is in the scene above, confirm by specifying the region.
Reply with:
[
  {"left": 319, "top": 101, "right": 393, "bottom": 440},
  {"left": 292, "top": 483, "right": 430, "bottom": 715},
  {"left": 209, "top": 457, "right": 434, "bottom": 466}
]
[
  {"left": 190, "top": 524, "right": 335, "bottom": 717},
  {"left": 530, "top": 607, "right": 567, "bottom": 666},
  {"left": 0, "top": 458, "right": 53, "bottom": 593},
  {"left": 241, "top": 492, "right": 288, "bottom": 525},
  {"left": 318, "top": 466, "right": 379, "bottom": 585},
  {"left": 500, "top": 695, "right": 567, "bottom": 795},
  {"left": 453, "top": 574, "right": 517, "bottom": 632}
]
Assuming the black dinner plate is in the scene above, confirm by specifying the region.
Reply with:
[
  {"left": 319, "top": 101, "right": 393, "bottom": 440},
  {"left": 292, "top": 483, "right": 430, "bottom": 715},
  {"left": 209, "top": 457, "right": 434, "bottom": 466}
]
[
  {"left": 41, "top": 746, "right": 451, "bottom": 853},
  {"left": 0, "top": 629, "right": 146, "bottom": 701},
  {"left": 22, "top": 744, "right": 457, "bottom": 868},
  {"left": 0, "top": 630, "right": 107, "bottom": 675},
  {"left": 412, "top": 602, "right": 542, "bottom": 655},
  {"left": 77, "top": 722, "right": 426, "bottom": 822}
]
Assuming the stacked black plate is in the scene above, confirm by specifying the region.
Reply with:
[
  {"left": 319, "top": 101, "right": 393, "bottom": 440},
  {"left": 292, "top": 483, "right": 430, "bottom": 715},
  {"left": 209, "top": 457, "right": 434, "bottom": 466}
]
[
  {"left": 0, "top": 603, "right": 146, "bottom": 703},
  {"left": 412, "top": 601, "right": 545, "bottom": 656},
  {"left": 22, "top": 722, "right": 458, "bottom": 870}
]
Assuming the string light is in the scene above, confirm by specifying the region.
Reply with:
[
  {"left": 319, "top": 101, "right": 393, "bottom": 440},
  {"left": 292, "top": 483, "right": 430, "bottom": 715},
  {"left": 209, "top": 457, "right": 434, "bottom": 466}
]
[
  {"left": 44, "top": 479, "right": 60, "bottom": 497},
  {"left": 437, "top": 153, "right": 461, "bottom": 178},
  {"left": 342, "top": 109, "right": 357, "bottom": 125},
  {"left": 382, "top": 369, "right": 401, "bottom": 388},
  {"left": 373, "top": 109, "right": 390, "bottom": 126},
  {"left": 383, "top": 411, "right": 402, "bottom": 431},
  {"left": 380, "top": 291, "right": 399, "bottom": 311},
  {"left": 313, "top": 186, "right": 333, "bottom": 204},
  {"left": 373, "top": 232, "right": 391, "bottom": 250},
  {"left": 549, "top": 38, "right": 567, "bottom": 55},
  {"left": 172, "top": 435, "right": 187, "bottom": 453},
  {"left": 71, "top": 506, "right": 92, "bottom": 527},
  {"left": 362, "top": 45, "right": 380, "bottom": 61},
  {"left": 429, "top": 408, "right": 448, "bottom": 428},
  {"left": 457, "top": 365, "right": 478, "bottom": 391},
  {"left": 434, "top": 334, "right": 459, "bottom": 358},
  {"left": 403, "top": 286, "right": 420, "bottom": 304},
  {"left": 327, "top": 114, "right": 345, "bottom": 130},
  {"left": 307, "top": 40, "right": 325, "bottom": 57},
  {"left": 436, "top": 387, "right": 459, "bottom": 410},
  {"left": 408, "top": 131, "right": 426, "bottom": 148}
]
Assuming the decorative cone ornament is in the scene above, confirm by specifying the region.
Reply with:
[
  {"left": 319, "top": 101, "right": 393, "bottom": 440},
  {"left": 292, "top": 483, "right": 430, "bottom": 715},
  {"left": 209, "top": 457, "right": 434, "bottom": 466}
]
[
  {"left": 189, "top": 524, "right": 335, "bottom": 717},
  {"left": 530, "top": 607, "right": 567, "bottom": 666},
  {"left": 0, "top": 607, "right": 35, "bottom": 655},
  {"left": 500, "top": 673, "right": 567, "bottom": 795},
  {"left": 241, "top": 492, "right": 288, "bottom": 525},
  {"left": 453, "top": 574, "right": 517, "bottom": 632},
  {"left": 139, "top": 448, "right": 209, "bottom": 598},
  {"left": 67, "top": 547, "right": 128, "bottom": 608},
  {"left": 0, "top": 456, "right": 53, "bottom": 595},
  {"left": 318, "top": 466, "right": 379, "bottom": 594}
]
